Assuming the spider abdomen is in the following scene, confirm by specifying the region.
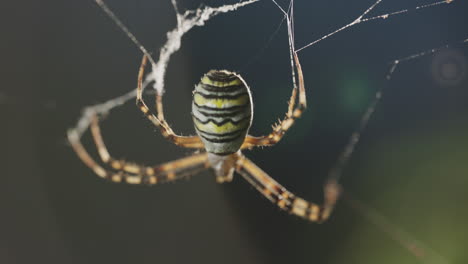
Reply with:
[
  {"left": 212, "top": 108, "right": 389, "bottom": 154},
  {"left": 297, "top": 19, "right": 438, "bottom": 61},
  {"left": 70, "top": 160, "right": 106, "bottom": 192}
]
[{"left": 192, "top": 70, "right": 253, "bottom": 155}]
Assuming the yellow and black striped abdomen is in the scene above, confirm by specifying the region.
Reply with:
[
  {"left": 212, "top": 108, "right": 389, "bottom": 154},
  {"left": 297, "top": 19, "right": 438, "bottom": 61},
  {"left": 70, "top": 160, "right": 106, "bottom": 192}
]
[{"left": 192, "top": 70, "right": 253, "bottom": 155}]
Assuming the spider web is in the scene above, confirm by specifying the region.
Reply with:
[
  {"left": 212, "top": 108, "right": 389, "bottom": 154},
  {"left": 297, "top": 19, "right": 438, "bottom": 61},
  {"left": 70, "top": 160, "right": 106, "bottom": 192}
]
[{"left": 67, "top": 0, "right": 466, "bottom": 263}]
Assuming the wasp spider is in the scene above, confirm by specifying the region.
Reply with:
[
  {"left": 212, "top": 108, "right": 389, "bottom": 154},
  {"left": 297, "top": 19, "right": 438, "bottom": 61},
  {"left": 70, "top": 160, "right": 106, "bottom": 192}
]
[{"left": 70, "top": 52, "right": 341, "bottom": 222}]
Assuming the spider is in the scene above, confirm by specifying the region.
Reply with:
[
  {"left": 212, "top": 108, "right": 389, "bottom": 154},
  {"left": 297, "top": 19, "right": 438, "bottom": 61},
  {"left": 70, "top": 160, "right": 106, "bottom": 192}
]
[{"left": 69, "top": 52, "right": 341, "bottom": 223}]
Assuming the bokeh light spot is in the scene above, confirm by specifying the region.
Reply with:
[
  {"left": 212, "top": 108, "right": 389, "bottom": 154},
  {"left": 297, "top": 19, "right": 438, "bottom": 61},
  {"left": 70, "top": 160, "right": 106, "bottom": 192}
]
[{"left": 431, "top": 49, "right": 467, "bottom": 87}]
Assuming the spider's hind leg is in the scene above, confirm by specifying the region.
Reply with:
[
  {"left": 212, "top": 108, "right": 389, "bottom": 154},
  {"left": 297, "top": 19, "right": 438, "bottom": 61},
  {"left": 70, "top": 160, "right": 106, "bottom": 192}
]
[
  {"left": 235, "top": 154, "right": 341, "bottom": 222},
  {"left": 86, "top": 115, "right": 209, "bottom": 184},
  {"left": 68, "top": 113, "right": 211, "bottom": 185}
]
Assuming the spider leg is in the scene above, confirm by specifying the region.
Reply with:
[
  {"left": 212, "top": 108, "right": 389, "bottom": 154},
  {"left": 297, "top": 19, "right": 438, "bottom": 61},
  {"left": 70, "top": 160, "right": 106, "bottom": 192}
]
[
  {"left": 136, "top": 55, "right": 204, "bottom": 149},
  {"left": 68, "top": 127, "right": 210, "bottom": 185},
  {"left": 235, "top": 154, "right": 341, "bottom": 222},
  {"left": 242, "top": 52, "right": 306, "bottom": 149},
  {"left": 89, "top": 113, "right": 208, "bottom": 179}
]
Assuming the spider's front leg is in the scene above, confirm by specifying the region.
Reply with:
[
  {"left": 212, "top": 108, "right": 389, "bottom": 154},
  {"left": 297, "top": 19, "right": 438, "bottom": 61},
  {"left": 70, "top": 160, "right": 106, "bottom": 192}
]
[
  {"left": 136, "top": 55, "right": 204, "bottom": 149},
  {"left": 235, "top": 154, "right": 341, "bottom": 222},
  {"left": 242, "top": 52, "right": 306, "bottom": 149}
]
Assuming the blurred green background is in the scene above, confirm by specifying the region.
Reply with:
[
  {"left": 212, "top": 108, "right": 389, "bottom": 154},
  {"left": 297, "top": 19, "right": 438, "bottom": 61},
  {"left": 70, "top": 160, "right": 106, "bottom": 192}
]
[{"left": 1, "top": 0, "right": 467, "bottom": 263}]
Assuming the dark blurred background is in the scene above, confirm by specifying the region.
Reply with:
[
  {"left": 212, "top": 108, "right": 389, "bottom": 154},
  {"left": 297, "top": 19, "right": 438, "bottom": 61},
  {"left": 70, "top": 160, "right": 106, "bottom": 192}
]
[{"left": 1, "top": 0, "right": 467, "bottom": 263}]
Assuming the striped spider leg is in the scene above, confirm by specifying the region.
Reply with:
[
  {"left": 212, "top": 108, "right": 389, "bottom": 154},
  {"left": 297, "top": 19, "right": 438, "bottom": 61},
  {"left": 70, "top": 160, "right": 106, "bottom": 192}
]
[
  {"left": 235, "top": 154, "right": 341, "bottom": 222},
  {"left": 69, "top": 121, "right": 211, "bottom": 185},
  {"left": 136, "top": 55, "right": 204, "bottom": 149},
  {"left": 90, "top": 113, "right": 210, "bottom": 184}
]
